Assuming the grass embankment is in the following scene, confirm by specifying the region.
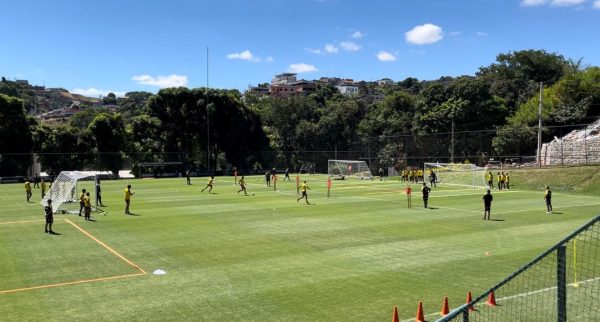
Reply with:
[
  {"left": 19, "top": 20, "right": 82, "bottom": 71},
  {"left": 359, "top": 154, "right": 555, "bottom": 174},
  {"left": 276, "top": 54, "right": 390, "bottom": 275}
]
[{"left": 509, "top": 165, "right": 600, "bottom": 195}]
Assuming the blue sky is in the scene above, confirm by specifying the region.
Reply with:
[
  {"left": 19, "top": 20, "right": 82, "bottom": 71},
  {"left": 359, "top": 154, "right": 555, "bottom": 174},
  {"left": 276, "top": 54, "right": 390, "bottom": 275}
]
[{"left": 1, "top": 0, "right": 600, "bottom": 97}]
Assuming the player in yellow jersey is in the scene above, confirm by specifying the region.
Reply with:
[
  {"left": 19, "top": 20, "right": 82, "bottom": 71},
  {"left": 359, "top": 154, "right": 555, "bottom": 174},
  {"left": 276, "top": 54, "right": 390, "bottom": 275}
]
[
  {"left": 83, "top": 192, "right": 92, "bottom": 220},
  {"left": 41, "top": 178, "right": 47, "bottom": 198},
  {"left": 124, "top": 185, "right": 135, "bottom": 215},
  {"left": 25, "top": 179, "right": 32, "bottom": 202},
  {"left": 79, "top": 189, "right": 87, "bottom": 216},
  {"left": 201, "top": 176, "right": 215, "bottom": 193},
  {"left": 505, "top": 172, "right": 510, "bottom": 190},
  {"left": 497, "top": 172, "right": 502, "bottom": 190},
  {"left": 296, "top": 181, "right": 310, "bottom": 204},
  {"left": 487, "top": 171, "right": 493, "bottom": 190},
  {"left": 237, "top": 176, "right": 248, "bottom": 195}
]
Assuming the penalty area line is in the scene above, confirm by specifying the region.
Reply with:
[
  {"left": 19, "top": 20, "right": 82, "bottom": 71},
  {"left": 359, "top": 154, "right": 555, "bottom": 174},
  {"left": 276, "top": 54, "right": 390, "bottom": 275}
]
[
  {"left": 0, "top": 272, "right": 145, "bottom": 295},
  {"left": 64, "top": 219, "right": 146, "bottom": 274}
]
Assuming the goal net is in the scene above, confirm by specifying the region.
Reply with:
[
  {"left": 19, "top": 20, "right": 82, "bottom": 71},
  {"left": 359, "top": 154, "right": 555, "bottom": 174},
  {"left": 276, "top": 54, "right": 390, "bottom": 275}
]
[
  {"left": 424, "top": 163, "right": 487, "bottom": 188},
  {"left": 328, "top": 160, "right": 373, "bottom": 179},
  {"left": 40, "top": 171, "right": 98, "bottom": 214}
]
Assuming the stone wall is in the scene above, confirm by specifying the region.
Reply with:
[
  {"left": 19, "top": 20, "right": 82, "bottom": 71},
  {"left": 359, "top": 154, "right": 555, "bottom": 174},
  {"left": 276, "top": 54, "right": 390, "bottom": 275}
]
[{"left": 541, "top": 120, "right": 600, "bottom": 166}]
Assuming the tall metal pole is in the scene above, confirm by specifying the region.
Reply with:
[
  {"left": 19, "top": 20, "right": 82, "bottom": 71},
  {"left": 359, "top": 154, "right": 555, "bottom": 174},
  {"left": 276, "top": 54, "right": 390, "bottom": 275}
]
[
  {"left": 450, "top": 117, "right": 455, "bottom": 163},
  {"left": 536, "top": 82, "right": 543, "bottom": 167},
  {"left": 206, "top": 47, "right": 210, "bottom": 172}
]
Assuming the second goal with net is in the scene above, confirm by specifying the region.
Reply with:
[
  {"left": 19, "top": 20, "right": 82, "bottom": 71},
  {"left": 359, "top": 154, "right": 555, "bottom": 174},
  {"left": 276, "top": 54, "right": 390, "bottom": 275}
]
[
  {"left": 40, "top": 171, "right": 101, "bottom": 214},
  {"left": 424, "top": 162, "right": 487, "bottom": 188},
  {"left": 328, "top": 160, "right": 373, "bottom": 179}
]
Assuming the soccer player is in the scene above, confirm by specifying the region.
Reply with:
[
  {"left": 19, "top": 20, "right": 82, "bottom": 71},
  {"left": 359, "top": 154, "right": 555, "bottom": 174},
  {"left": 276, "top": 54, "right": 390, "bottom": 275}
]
[
  {"left": 483, "top": 190, "right": 493, "bottom": 220},
  {"left": 41, "top": 178, "right": 47, "bottom": 198},
  {"left": 96, "top": 180, "right": 104, "bottom": 207},
  {"left": 418, "top": 169, "right": 423, "bottom": 183},
  {"left": 237, "top": 176, "right": 248, "bottom": 195},
  {"left": 487, "top": 171, "right": 494, "bottom": 190},
  {"left": 265, "top": 171, "right": 271, "bottom": 187},
  {"left": 296, "top": 180, "right": 310, "bottom": 204},
  {"left": 505, "top": 173, "right": 510, "bottom": 190},
  {"left": 79, "top": 189, "right": 87, "bottom": 216},
  {"left": 378, "top": 167, "right": 384, "bottom": 181},
  {"left": 201, "top": 176, "right": 215, "bottom": 193},
  {"left": 186, "top": 170, "right": 191, "bottom": 185},
  {"left": 25, "top": 179, "right": 32, "bottom": 202},
  {"left": 497, "top": 172, "right": 502, "bottom": 191},
  {"left": 34, "top": 173, "right": 40, "bottom": 188},
  {"left": 430, "top": 170, "right": 437, "bottom": 187},
  {"left": 284, "top": 168, "right": 290, "bottom": 181},
  {"left": 44, "top": 199, "right": 54, "bottom": 234},
  {"left": 421, "top": 182, "right": 431, "bottom": 208},
  {"left": 544, "top": 186, "right": 553, "bottom": 214},
  {"left": 501, "top": 172, "right": 507, "bottom": 190},
  {"left": 84, "top": 192, "right": 92, "bottom": 220},
  {"left": 124, "top": 185, "right": 135, "bottom": 215}
]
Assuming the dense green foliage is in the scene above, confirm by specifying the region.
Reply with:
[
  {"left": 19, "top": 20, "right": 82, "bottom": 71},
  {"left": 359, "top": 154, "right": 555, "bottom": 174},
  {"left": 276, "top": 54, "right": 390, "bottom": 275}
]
[{"left": 2, "top": 49, "right": 599, "bottom": 176}]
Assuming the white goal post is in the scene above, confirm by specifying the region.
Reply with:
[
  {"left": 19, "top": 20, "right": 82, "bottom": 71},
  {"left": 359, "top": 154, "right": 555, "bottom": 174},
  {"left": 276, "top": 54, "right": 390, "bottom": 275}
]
[
  {"left": 423, "top": 162, "right": 487, "bottom": 188},
  {"left": 40, "top": 171, "right": 99, "bottom": 214},
  {"left": 328, "top": 160, "right": 373, "bottom": 179}
]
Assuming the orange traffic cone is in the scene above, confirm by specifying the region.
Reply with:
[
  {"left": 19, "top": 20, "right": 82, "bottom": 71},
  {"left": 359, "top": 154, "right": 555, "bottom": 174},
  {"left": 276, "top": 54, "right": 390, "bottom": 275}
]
[
  {"left": 416, "top": 301, "right": 425, "bottom": 322},
  {"left": 486, "top": 291, "right": 498, "bottom": 307},
  {"left": 440, "top": 296, "right": 450, "bottom": 316},
  {"left": 466, "top": 291, "right": 476, "bottom": 312},
  {"left": 392, "top": 306, "right": 400, "bottom": 322}
]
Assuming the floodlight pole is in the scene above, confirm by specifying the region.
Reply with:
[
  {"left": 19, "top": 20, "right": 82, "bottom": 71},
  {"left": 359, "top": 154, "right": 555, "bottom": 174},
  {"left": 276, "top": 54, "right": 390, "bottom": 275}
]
[
  {"left": 536, "top": 82, "right": 543, "bottom": 168},
  {"left": 206, "top": 46, "right": 210, "bottom": 172}
]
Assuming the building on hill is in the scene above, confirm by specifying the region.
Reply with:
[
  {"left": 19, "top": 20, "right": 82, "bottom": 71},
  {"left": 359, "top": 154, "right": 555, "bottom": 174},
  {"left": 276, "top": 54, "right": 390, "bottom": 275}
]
[
  {"left": 247, "top": 86, "right": 270, "bottom": 97},
  {"left": 272, "top": 73, "right": 297, "bottom": 86},
  {"left": 377, "top": 78, "right": 394, "bottom": 86},
  {"left": 270, "top": 80, "right": 317, "bottom": 98}
]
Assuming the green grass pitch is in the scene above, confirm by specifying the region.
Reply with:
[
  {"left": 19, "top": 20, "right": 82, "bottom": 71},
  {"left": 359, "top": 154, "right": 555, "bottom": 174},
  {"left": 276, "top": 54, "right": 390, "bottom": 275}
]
[{"left": 1, "top": 172, "right": 599, "bottom": 321}]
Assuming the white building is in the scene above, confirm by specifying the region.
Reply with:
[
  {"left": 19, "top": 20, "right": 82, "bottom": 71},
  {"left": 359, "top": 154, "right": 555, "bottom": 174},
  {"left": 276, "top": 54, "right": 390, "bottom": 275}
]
[
  {"left": 336, "top": 84, "right": 359, "bottom": 96},
  {"left": 271, "top": 73, "right": 297, "bottom": 86}
]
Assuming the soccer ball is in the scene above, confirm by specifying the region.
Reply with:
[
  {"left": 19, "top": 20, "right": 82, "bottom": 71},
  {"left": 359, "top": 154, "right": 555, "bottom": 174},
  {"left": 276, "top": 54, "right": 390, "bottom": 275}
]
[{"left": 252, "top": 193, "right": 255, "bottom": 196}]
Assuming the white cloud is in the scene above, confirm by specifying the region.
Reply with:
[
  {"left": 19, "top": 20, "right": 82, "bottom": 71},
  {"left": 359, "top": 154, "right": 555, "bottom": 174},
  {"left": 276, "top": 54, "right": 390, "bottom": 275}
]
[
  {"left": 351, "top": 31, "right": 364, "bottom": 39},
  {"left": 132, "top": 74, "right": 188, "bottom": 88},
  {"left": 325, "top": 43, "right": 339, "bottom": 53},
  {"left": 72, "top": 88, "right": 126, "bottom": 98},
  {"left": 306, "top": 47, "right": 323, "bottom": 54},
  {"left": 287, "top": 63, "right": 318, "bottom": 74},
  {"left": 405, "top": 23, "right": 443, "bottom": 45},
  {"left": 521, "top": 0, "right": 589, "bottom": 6},
  {"left": 594, "top": 0, "right": 600, "bottom": 8},
  {"left": 376, "top": 51, "right": 397, "bottom": 62},
  {"left": 265, "top": 56, "right": 274, "bottom": 62},
  {"left": 340, "top": 41, "right": 362, "bottom": 52},
  {"left": 521, "top": 0, "right": 547, "bottom": 6},
  {"left": 226, "top": 50, "right": 261, "bottom": 62},
  {"left": 550, "top": 0, "right": 586, "bottom": 6}
]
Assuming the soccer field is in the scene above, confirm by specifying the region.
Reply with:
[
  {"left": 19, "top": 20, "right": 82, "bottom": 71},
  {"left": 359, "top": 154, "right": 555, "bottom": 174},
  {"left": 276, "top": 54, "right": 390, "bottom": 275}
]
[{"left": 1, "top": 174, "right": 599, "bottom": 321}]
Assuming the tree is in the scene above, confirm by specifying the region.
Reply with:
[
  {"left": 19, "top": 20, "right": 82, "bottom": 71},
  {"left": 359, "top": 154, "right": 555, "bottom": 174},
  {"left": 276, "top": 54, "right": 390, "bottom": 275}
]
[
  {"left": 0, "top": 94, "right": 34, "bottom": 176},
  {"left": 102, "top": 92, "right": 117, "bottom": 105},
  {"left": 32, "top": 125, "right": 92, "bottom": 175},
  {"left": 88, "top": 113, "right": 126, "bottom": 176}
]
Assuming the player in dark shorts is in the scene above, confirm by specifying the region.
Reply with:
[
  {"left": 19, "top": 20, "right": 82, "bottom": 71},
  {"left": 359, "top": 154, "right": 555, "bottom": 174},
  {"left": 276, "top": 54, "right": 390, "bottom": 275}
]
[
  {"left": 45, "top": 199, "right": 54, "bottom": 234},
  {"left": 483, "top": 190, "right": 493, "bottom": 220},
  {"left": 284, "top": 168, "right": 290, "bottom": 181},
  {"left": 297, "top": 181, "right": 310, "bottom": 204},
  {"left": 421, "top": 182, "right": 431, "bottom": 208},
  {"left": 544, "top": 186, "right": 553, "bottom": 214},
  {"left": 79, "top": 188, "right": 87, "bottom": 216},
  {"left": 237, "top": 176, "right": 248, "bottom": 195},
  {"left": 265, "top": 171, "right": 271, "bottom": 187}
]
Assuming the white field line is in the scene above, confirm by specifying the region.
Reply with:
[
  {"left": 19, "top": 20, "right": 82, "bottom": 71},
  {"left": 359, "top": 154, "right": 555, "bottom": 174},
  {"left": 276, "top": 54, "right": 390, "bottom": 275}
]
[{"left": 401, "top": 276, "right": 600, "bottom": 322}]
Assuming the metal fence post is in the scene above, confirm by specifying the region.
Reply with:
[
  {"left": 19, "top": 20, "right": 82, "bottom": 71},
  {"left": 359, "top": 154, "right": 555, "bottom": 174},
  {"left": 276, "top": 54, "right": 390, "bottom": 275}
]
[
  {"left": 462, "top": 309, "right": 469, "bottom": 322},
  {"left": 557, "top": 245, "right": 567, "bottom": 322}
]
